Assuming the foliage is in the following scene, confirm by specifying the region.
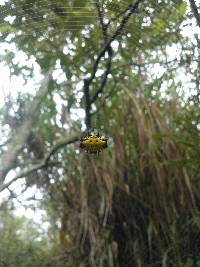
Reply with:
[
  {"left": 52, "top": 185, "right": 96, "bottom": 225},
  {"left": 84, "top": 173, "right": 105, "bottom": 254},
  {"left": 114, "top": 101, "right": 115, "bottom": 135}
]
[
  {"left": 0, "top": 0, "right": 200, "bottom": 266},
  {"left": 0, "top": 201, "right": 54, "bottom": 267}
]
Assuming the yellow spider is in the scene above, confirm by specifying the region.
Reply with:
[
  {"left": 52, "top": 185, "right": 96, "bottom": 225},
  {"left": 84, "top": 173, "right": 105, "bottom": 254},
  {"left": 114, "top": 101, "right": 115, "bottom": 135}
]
[{"left": 80, "top": 132, "right": 108, "bottom": 154}]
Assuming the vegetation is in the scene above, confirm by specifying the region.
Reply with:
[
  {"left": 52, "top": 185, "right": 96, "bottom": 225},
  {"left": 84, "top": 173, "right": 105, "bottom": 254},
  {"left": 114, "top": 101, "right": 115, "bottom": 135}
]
[
  {"left": 0, "top": 0, "right": 200, "bottom": 266},
  {"left": 0, "top": 201, "right": 55, "bottom": 267}
]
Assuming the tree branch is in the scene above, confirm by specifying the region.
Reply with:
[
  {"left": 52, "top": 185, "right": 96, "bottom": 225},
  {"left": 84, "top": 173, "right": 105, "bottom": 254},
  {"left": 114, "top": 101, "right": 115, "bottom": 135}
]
[
  {"left": 189, "top": 0, "right": 200, "bottom": 28},
  {"left": 90, "top": 46, "right": 113, "bottom": 104},
  {"left": 84, "top": 79, "right": 92, "bottom": 130},
  {"left": 83, "top": 0, "right": 143, "bottom": 129},
  {"left": 107, "top": 4, "right": 132, "bottom": 26},
  {"left": 91, "top": 83, "right": 116, "bottom": 117},
  {"left": 88, "top": 0, "right": 143, "bottom": 85},
  {"left": 96, "top": 0, "right": 108, "bottom": 42},
  {"left": 90, "top": 1, "right": 113, "bottom": 105},
  {"left": 0, "top": 138, "right": 11, "bottom": 148},
  {"left": 0, "top": 68, "right": 53, "bottom": 183},
  {"left": 0, "top": 134, "right": 79, "bottom": 192}
]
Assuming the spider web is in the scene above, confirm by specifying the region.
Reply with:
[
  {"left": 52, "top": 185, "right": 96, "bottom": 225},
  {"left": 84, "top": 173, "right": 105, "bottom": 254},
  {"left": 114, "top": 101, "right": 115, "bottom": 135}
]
[
  {"left": 0, "top": 0, "right": 190, "bottom": 66},
  {"left": 0, "top": 0, "right": 133, "bottom": 33},
  {"left": 0, "top": 0, "right": 182, "bottom": 38}
]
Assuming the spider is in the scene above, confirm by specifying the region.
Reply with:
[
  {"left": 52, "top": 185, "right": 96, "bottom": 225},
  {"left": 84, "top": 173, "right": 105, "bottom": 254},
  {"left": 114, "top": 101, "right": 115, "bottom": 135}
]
[{"left": 80, "top": 131, "right": 108, "bottom": 154}]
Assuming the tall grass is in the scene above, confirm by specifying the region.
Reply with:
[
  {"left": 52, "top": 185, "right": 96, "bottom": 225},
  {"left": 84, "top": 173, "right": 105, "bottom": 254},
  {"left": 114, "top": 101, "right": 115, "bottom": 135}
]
[{"left": 55, "top": 88, "right": 200, "bottom": 266}]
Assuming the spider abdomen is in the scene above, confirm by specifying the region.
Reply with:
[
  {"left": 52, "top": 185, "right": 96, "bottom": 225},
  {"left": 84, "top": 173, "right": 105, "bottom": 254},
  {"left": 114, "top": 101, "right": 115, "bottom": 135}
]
[{"left": 80, "top": 133, "right": 108, "bottom": 154}]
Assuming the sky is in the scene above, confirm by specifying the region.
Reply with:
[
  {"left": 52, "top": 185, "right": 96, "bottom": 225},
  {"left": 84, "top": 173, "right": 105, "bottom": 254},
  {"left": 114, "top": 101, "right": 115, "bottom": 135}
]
[{"left": 0, "top": 0, "right": 199, "bottom": 224}]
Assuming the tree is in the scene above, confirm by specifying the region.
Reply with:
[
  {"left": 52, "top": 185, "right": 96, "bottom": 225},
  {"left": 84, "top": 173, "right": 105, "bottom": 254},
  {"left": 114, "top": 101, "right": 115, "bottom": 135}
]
[
  {"left": 1, "top": 0, "right": 200, "bottom": 266},
  {"left": 0, "top": 201, "right": 54, "bottom": 267}
]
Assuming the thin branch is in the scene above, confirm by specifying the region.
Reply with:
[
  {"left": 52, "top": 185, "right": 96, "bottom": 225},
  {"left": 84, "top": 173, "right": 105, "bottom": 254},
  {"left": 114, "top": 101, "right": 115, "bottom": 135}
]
[
  {"left": 107, "top": 4, "right": 132, "bottom": 26},
  {"left": 84, "top": 79, "right": 92, "bottom": 129},
  {"left": 91, "top": 84, "right": 116, "bottom": 116},
  {"left": 91, "top": 1, "right": 113, "bottom": 104},
  {"left": 189, "top": 0, "right": 200, "bottom": 28},
  {"left": 0, "top": 134, "right": 79, "bottom": 193},
  {"left": 0, "top": 138, "right": 11, "bottom": 148},
  {"left": 96, "top": 0, "right": 108, "bottom": 42},
  {"left": 111, "top": 58, "right": 181, "bottom": 71},
  {"left": 89, "top": 0, "right": 143, "bottom": 84},
  {"left": 90, "top": 46, "right": 113, "bottom": 104},
  {"left": 83, "top": 0, "right": 143, "bottom": 129},
  {"left": 84, "top": 0, "right": 110, "bottom": 130},
  {"left": 44, "top": 134, "right": 79, "bottom": 164}
]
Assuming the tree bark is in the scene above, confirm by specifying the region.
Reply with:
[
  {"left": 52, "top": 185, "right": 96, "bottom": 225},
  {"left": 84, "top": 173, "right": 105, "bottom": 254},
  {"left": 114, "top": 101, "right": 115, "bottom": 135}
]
[
  {"left": 189, "top": 0, "right": 200, "bottom": 28},
  {"left": 0, "top": 68, "right": 53, "bottom": 183}
]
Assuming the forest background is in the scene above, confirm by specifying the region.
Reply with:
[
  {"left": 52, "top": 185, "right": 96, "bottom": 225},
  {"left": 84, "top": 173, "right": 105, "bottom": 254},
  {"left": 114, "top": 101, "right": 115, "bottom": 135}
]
[{"left": 0, "top": 0, "right": 200, "bottom": 266}]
